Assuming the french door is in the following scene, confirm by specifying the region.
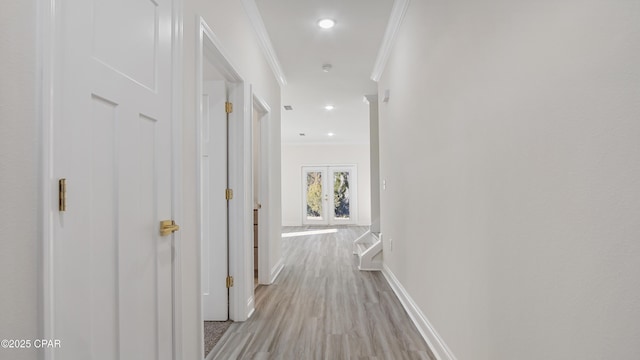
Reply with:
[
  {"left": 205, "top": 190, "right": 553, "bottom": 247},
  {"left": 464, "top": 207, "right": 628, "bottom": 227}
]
[{"left": 302, "top": 166, "right": 357, "bottom": 225}]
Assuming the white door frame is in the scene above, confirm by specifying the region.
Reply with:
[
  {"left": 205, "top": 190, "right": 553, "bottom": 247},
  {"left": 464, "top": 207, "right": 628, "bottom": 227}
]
[
  {"left": 38, "top": 1, "right": 184, "bottom": 359},
  {"left": 251, "top": 90, "right": 273, "bottom": 285},
  {"left": 196, "top": 16, "right": 253, "bottom": 337}
]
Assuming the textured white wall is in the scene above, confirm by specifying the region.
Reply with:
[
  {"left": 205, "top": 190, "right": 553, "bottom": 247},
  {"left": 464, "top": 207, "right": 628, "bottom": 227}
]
[
  {"left": 0, "top": 1, "right": 40, "bottom": 360},
  {"left": 379, "top": 0, "right": 640, "bottom": 359},
  {"left": 282, "top": 144, "right": 371, "bottom": 226},
  {"left": 181, "top": 1, "right": 282, "bottom": 358}
]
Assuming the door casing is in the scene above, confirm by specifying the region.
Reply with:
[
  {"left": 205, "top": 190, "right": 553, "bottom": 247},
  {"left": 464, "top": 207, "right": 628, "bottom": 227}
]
[{"left": 196, "top": 17, "right": 255, "bottom": 360}]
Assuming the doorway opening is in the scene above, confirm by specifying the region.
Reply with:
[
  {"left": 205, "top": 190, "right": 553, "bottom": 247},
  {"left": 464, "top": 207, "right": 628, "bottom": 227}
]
[
  {"left": 197, "top": 17, "right": 276, "bottom": 359},
  {"left": 197, "top": 17, "right": 253, "bottom": 358},
  {"left": 251, "top": 91, "right": 272, "bottom": 287}
]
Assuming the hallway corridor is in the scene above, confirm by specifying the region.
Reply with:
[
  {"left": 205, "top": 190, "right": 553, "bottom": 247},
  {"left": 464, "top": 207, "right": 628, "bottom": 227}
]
[{"left": 209, "top": 227, "right": 434, "bottom": 359}]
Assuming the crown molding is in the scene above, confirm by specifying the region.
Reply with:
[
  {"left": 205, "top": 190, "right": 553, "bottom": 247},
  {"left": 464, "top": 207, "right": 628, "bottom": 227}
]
[
  {"left": 241, "top": 0, "right": 288, "bottom": 86},
  {"left": 370, "top": 0, "right": 410, "bottom": 82}
]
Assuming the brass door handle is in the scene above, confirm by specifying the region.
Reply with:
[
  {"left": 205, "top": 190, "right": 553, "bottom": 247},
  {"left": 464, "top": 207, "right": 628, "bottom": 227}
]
[{"left": 160, "top": 220, "right": 180, "bottom": 236}]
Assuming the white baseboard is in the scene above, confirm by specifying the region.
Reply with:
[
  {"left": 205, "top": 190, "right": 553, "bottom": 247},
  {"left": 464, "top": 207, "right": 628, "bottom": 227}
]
[
  {"left": 270, "top": 258, "right": 284, "bottom": 283},
  {"left": 382, "top": 264, "right": 458, "bottom": 360}
]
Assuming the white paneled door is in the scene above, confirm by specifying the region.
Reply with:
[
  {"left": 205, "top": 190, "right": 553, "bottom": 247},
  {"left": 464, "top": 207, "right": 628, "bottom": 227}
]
[
  {"left": 201, "top": 81, "right": 229, "bottom": 320},
  {"left": 302, "top": 166, "right": 357, "bottom": 225},
  {"left": 52, "top": 0, "right": 175, "bottom": 359}
]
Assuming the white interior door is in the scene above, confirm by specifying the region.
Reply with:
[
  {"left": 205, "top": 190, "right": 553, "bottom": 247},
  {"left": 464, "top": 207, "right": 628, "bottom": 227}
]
[
  {"left": 202, "top": 81, "right": 229, "bottom": 320},
  {"left": 302, "top": 166, "right": 357, "bottom": 226},
  {"left": 52, "top": 0, "right": 174, "bottom": 359}
]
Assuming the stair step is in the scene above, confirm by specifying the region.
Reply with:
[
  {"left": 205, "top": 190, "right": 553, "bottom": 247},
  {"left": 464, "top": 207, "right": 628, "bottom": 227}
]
[
  {"left": 354, "top": 231, "right": 383, "bottom": 271},
  {"left": 356, "top": 242, "right": 373, "bottom": 256}
]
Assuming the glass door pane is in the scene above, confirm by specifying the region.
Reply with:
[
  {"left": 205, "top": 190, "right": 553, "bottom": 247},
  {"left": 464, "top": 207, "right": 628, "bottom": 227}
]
[
  {"left": 329, "top": 166, "right": 357, "bottom": 225},
  {"left": 332, "top": 171, "right": 350, "bottom": 220},
  {"left": 302, "top": 167, "right": 328, "bottom": 225},
  {"left": 306, "top": 171, "right": 323, "bottom": 219}
]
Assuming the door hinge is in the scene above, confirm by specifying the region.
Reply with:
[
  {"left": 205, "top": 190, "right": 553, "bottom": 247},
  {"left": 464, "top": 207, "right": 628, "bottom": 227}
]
[
  {"left": 58, "top": 178, "right": 67, "bottom": 212},
  {"left": 225, "top": 188, "right": 233, "bottom": 200},
  {"left": 226, "top": 276, "right": 234, "bottom": 288},
  {"left": 225, "top": 102, "right": 233, "bottom": 114}
]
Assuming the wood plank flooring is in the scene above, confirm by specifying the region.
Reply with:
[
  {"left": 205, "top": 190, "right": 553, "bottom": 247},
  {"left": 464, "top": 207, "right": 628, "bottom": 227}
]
[{"left": 208, "top": 226, "right": 435, "bottom": 360}]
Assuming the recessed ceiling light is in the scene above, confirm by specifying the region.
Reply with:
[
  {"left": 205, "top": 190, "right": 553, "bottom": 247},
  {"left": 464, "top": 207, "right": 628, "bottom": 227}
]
[
  {"left": 299, "top": 133, "right": 306, "bottom": 136},
  {"left": 317, "top": 19, "right": 336, "bottom": 29},
  {"left": 322, "top": 64, "right": 332, "bottom": 72},
  {"left": 324, "top": 105, "right": 334, "bottom": 110},
  {"left": 284, "top": 105, "right": 293, "bottom": 111},
  {"left": 327, "top": 132, "right": 335, "bottom": 137}
]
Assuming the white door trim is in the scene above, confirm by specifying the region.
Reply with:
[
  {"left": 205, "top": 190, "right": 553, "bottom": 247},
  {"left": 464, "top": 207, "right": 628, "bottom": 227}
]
[
  {"left": 196, "top": 16, "right": 253, "bottom": 338},
  {"left": 39, "top": 1, "right": 184, "bottom": 358},
  {"left": 38, "top": 1, "right": 56, "bottom": 357},
  {"left": 170, "top": 1, "right": 184, "bottom": 358}
]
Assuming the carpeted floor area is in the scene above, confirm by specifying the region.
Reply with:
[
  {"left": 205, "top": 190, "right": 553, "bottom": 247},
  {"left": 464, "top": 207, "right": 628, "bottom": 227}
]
[{"left": 204, "top": 320, "right": 233, "bottom": 357}]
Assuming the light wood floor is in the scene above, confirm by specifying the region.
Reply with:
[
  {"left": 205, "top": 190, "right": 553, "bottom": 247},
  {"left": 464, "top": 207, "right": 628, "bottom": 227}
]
[{"left": 208, "top": 226, "right": 435, "bottom": 360}]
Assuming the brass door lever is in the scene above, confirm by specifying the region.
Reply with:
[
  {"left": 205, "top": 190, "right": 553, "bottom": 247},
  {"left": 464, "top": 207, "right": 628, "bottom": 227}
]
[{"left": 160, "top": 220, "right": 180, "bottom": 236}]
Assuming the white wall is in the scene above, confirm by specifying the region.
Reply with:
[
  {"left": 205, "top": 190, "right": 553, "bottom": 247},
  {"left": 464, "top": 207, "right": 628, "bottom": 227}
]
[
  {"left": 0, "top": 1, "right": 40, "bottom": 360},
  {"left": 181, "top": 1, "right": 282, "bottom": 359},
  {"left": 379, "top": 1, "right": 640, "bottom": 359},
  {"left": 367, "top": 97, "right": 381, "bottom": 233},
  {"left": 282, "top": 144, "right": 371, "bottom": 226}
]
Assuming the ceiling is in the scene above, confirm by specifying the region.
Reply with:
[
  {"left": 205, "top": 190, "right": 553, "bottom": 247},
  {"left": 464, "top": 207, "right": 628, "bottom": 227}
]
[{"left": 254, "top": 0, "right": 394, "bottom": 144}]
